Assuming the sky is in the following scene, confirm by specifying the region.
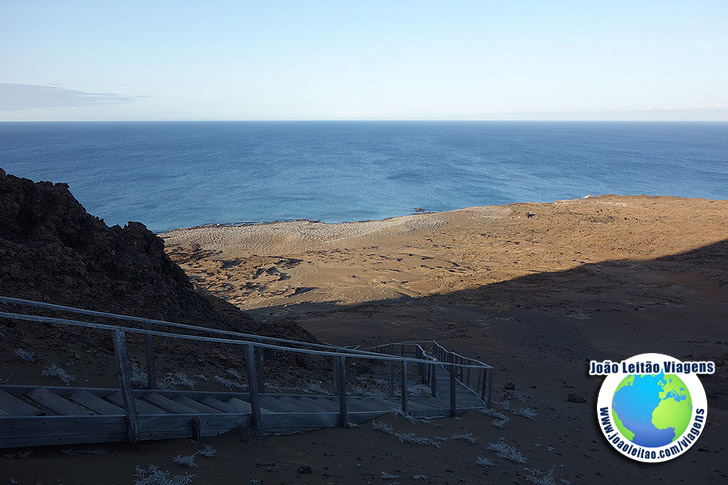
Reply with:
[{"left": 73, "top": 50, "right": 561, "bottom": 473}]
[{"left": 1, "top": 1, "right": 727, "bottom": 121}]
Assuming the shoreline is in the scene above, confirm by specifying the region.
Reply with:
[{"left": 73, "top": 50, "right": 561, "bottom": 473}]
[{"left": 160, "top": 193, "right": 726, "bottom": 235}]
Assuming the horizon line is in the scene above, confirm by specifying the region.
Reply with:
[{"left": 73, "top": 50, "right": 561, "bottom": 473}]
[{"left": 2, "top": 119, "right": 728, "bottom": 123}]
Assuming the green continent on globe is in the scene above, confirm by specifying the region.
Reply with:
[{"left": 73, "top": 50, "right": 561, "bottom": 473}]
[
  {"left": 652, "top": 374, "right": 692, "bottom": 441},
  {"left": 611, "top": 373, "right": 692, "bottom": 447}
]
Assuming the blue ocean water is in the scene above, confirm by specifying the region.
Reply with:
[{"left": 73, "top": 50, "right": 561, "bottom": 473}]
[
  {"left": 612, "top": 372, "right": 679, "bottom": 447},
  {"left": 1, "top": 121, "right": 726, "bottom": 233}
]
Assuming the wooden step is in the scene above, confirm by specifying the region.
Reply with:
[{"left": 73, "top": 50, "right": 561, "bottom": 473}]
[
  {"left": 199, "top": 396, "right": 240, "bottom": 413},
  {"left": 105, "top": 392, "right": 169, "bottom": 415},
  {"left": 225, "top": 397, "right": 252, "bottom": 413},
  {"left": 261, "top": 396, "right": 304, "bottom": 413},
  {"left": 69, "top": 390, "right": 124, "bottom": 415},
  {"left": 25, "top": 388, "right": 93, "bottom": 416},
  {"left": 142, "top": 393, "right": 198, "bottom": 414},
  {"left": 300, "top": 396, "right": 339, "bottom": 412},
  {"left": 285, "top": 397, "right": 328, "bottom": 412},
  {"left": 172, "top": 396, "right": 222, "bottom": 414},
  {"left": 0, "top": 389, "right": 43, "bottom": 416}
]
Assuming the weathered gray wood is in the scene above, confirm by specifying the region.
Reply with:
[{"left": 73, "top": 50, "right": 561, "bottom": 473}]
[
  {"left": 137, "top": 413, "right": 252, "bottom": 437},
  {"left": 480, "top": 368, "right": 487, "bottom": 401},
  {"left": 0, "top": 389, "right": 43, "bottom": 416},
  {"left": 284, "top": 397, "right": 327, "bottom": 413},
  {"left": 332, "top": 355, "right": 339, "bottom": 395},
  {"left": 431, "top": 363, "right": 438, "bottom": 397},
  {"left": 172, "top": 396, "right": 222, "bottom": 414},
  {"left": 245, "top": 344, "right": 262, "bottom": 434},
  {"left": 400, "top": 360, "right": 408, "bottom": 414},
  {"left": 299, "top": 396, "right": 338, "bottom": 412},
  {"left": 144, "top": 320, "right": 157, "bottom": 390},
  {"left": 142, "top": 393, "right": 198, "bottom": 414},
  {"left": 261, "top": 396, "right": 304, "bottom": 412},
  {"left": 69, "top": 390, "right": 124, "bottom": 415},
  {"left": 199, "top": 396, "right": 239, "bottom": 413},
  {"left": 25, "top": 388, "right": 92, "bottom": 416},
  {"left": 225, "top": 397, "right": 252, "bottom": 413},
  {"left": 192, "top": 416, "right": 201, "bottom": 441},
  {"left": 336, "top": 356, "right": 347, "bottom": 427},
  {"left": 487, "top": 368, "right": 493, "bottom": 407},
  {"left": 1, "top": 385, "right": 249, "bottom": 402},
  {"left": 254, "top": 347, "right": 264, "bottom": 393},
  {"left": 388, "top": 361, "right": 395, "bottom": 397},
  {"left": 105, "top": 391, "right": 168, "bottom": 415},
  {"left": 0, "top": 310, "right": 450, "bottom": 367},
  {"left": 449, "top": 364, "right": 456, "bottom": 418},
  {"left": 0, "top": 412, "right": 254, "bottom": 448},
  {"left": 0, "top": 415, "right": 127, "bottom": 447},
  {"left": 112, "top": 330, "right": 139, "bottom": 443}
]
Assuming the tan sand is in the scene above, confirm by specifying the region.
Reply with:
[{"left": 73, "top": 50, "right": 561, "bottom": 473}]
[{"left": 162, "top": 195, "right": 728, "bottom": 314}]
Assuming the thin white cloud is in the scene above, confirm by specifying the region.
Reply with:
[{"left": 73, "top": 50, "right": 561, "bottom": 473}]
[
  {"left": 0, "top": 83, "right": 142, "bottom": 110},
  {"left": 638, "top": 104, "right": 728, "bottom": 112}
]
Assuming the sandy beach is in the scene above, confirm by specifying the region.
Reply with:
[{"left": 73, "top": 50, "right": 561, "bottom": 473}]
[{"left": 162, "top": 195, "right": 728, "bottom": 317}]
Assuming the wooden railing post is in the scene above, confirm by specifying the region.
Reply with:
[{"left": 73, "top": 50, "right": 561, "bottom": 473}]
[
  {"left": 112, "top": 330, "right": 139, "bottom": 443},
  {"left": 245, "top": 344, "right": 262, "bottom": 434},
  {"left": 336, "top": 356, "right": 347, "bottom": 427},
  {"left": 466, "top": 364, "right": 471, "bottom": 388},
  {"left": 144, "top": 320, "right": 157, "bottom": 390},
  {"left": 415, "top": 345, "right": 427, "bottom": 384},
  {"left": 487, "top": 368, "right": 493, "bottom": 408},
  {"left": 449, "top": 362, "right": 457, "bottom": 417},
  {"left": 254, "top": 347, "right": 264, "bottom": 393},
  {"left": 388, "top": 361, "right": 395, "bottom": 397},
  {"left": 431, "top": 362, "right": 437, "bottom": 397},
  {"left": 400, "top": 360, "right": 408, "bottom": 413},
  {"left": 480, "top": 368, "right": 487, "bottom": 402}
]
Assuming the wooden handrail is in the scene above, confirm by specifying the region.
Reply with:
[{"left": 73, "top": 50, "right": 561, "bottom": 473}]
[
  {"left": 0, "top": 311, "right": 489, "bottom": 368},
  {"left": 0, "top": 296, "right": 399, "bottom": 360}
]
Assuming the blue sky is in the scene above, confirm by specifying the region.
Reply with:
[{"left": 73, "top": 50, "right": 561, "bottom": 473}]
[{"left": 1, "top": 1, "right": 726, "bottom": 121}]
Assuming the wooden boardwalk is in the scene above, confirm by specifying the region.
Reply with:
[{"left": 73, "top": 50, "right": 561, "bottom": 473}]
[{"left": 0, "top": 297, "right": 493, "bottom": 448}]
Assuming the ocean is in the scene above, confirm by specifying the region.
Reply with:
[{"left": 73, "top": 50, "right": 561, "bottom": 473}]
[{"left": 1, "top": 121, "right": 726, "bottom": 233}]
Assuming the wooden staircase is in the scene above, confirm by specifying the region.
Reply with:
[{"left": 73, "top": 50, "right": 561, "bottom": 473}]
[{"left": 0, "top": 297, "right": 494, "bottom": 448}]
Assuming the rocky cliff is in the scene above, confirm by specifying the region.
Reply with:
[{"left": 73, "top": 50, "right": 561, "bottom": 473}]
[{"left": 0, "top": 168, "right": 313, "bottom": 342}]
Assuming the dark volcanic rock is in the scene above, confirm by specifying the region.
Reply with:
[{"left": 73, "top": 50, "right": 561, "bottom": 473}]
[{"left": 0, "top": 169, "right": 315, "bottom": 342}]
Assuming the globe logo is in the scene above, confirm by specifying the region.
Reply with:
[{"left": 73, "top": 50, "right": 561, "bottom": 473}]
[
  {"left": 593, "top": 353, "right": 711, "bottom": 463},
  {"left": 611, "top": 372, "right": 692, "bottom": 447}
]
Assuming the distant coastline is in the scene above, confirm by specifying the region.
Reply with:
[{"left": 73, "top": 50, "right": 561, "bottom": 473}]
[{"left": 2, "top": 121, "right": 727, "bottom": 233}]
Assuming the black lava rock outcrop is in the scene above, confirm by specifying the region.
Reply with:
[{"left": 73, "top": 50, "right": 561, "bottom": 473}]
[{"left": 0, "top": 168, "right": 314, "bottom": 342}]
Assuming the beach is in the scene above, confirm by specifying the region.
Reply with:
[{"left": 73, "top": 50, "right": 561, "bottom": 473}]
[{"left": 162, "top": 195, "right": 728, "bottom": 317}]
